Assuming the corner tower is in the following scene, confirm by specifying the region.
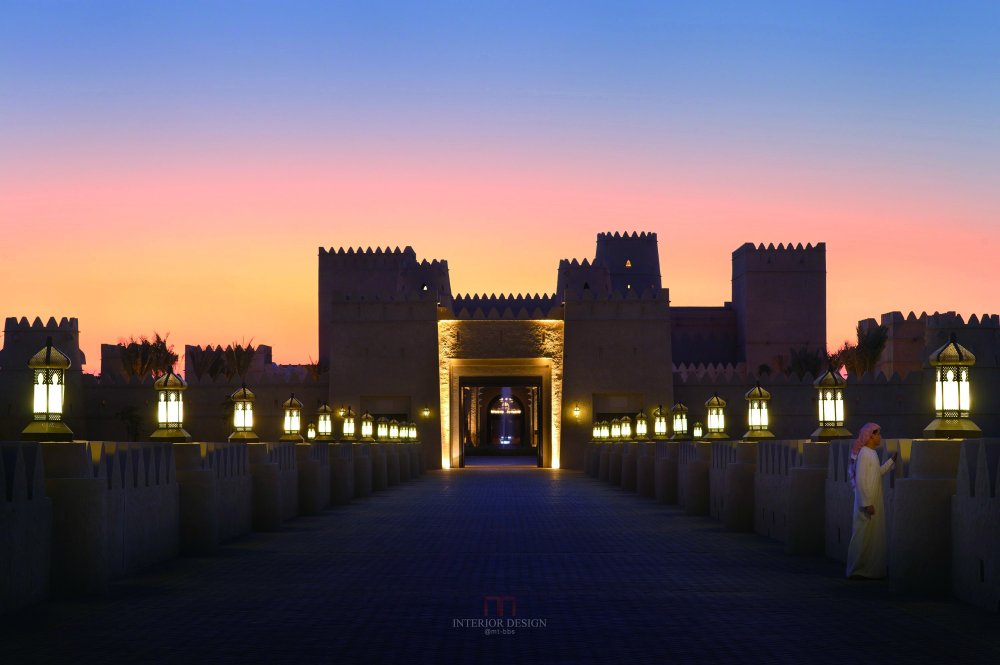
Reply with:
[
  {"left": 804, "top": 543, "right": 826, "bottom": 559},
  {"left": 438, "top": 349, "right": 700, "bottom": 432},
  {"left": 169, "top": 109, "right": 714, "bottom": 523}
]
[
  {"left": 594, "top": 232, "right": 661, "bottom": 295},
  {"left": 731, "top": 243, "right": 826, "bottom": 372}
]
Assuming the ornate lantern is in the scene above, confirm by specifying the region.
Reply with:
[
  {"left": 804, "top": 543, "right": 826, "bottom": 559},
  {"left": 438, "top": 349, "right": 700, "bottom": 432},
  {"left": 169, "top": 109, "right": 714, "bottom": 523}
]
[
  {"left": 360, "top": 411, "right": 374, "bottom": 440},
  {"left": 743, "top": 382, "right": 775, "bottom": 440},
  {"left": 280, "top": 394, "right": 304, "bottom": 442},
  {"left": 421, "top": 406, "right": 431, "bottom": 418},
  {"left": 620, "top": 415, "right": 632, "bottom": 439},
  {"left": 704, "top": 393, "right": 728, "bottom": 440},
  {"left": 408, "top": 421, "right": 418, "bottom": 439},
  {"left": 342, "top": 406, "right": 356, "bottom": 439},
  {"left": 610, "top": 417, "right": 622, "bottom": 439},
  {"left": 812, "top": 368, "right": 851, "bottom": 441},
  {"left": 572, "top": 403, "right": 581, "bottom": 419},
  {"left": 924, "top": 333, "right": 981, "bottom": 438},
  {"left": 228, "top": 384, "right": 258, "bottom": 443},
  {"left": 151, "top": 369, "right": 191, "bottom": 443},
  {"left": 306, "top": 423, "right": 317, "bottom": 441},
  {"left": 22, "top": 337, "right": 74, "bottom": 441},
  {"left": 600, "top": 420, "right": 610, "bottom": 440},
  {"left": 389, "top": 418, "right": 400, "bottom": 440},
  {"left": 316, "top": 402, "right": 334, "bottom": 441},
  {"left": 653, "top": 405, "right": 668, "bottom": 438},
  {"left": 376, "top": 416, "right": 389, "bottom": 440},
  {"left": 635, "top": 411, "right": 648, "bottom": 438},
  {"left": 592, "top": 421, "right": 600, "bottom": 439},
  {"left": 692, "top": 421, "right": 704, "bottom": 439},
  {"left": 670, "top": 403, "right": 690, "bottom": 441}
]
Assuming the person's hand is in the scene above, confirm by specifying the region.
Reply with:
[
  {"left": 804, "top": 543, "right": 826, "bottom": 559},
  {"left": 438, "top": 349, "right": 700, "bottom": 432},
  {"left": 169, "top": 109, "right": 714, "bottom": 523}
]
[{"left": 863, "top": 505, "right": 875, "bottom": 516}]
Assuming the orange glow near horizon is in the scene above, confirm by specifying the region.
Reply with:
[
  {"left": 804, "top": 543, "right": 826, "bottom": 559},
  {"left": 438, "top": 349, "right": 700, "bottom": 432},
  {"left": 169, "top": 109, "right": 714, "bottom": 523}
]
[{"left": 2, "top": 148, "right": 997, "bottom": 372}]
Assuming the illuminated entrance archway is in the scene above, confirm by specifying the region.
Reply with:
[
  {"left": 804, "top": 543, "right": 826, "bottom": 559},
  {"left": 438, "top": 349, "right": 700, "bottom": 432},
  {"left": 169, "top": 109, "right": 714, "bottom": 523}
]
[
  {"left": 460, "top": 381, "right": 541, "bottom": 466},
  {"left": 438, "top": 319, "right": 564, "bottom": 469}
]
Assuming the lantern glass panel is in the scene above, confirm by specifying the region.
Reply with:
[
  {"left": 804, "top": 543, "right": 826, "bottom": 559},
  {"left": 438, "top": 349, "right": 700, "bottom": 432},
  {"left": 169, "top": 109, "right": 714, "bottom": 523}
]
[
  {"left": 748, "top": 401, "right": 768, "bottom": 430},
  {"left": 408, "top": 423, "right": 417, "bottom": 438},
  {"left": 343, "top": 416, "right": 356, "bottom": 437},
  {"left": 284, "top": 408, "right": 300, "bottom": 434},
  {"left": 610, "top": 419, "right": 621, "bottom": 439},
  {"left": 234, "top": 402, "right": 254, "bottom": 431},
  {"left": 707, "top": 407, "right": 725, "bottom": 433},
  {"left": 621, "top": 417, "right": 632, "bottom": 439},
  {"left": 636, "top": 415, "right": 647, "bottom": 438},
  {"left": 672, "top": 412, "right": 687, "bottom": 435},
  {"left": 389, "top": 421, "right": 399, "bottom": 439}
]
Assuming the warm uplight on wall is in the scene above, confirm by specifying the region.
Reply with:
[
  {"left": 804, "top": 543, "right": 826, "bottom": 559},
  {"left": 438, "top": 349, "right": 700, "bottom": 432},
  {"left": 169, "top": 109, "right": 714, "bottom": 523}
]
[
  {"left": 924, "top": 333, "right": 982, "bottom": 438},
  {"left": 635, "top": 411, "right": 648, "bottom": 438},
  {"left": 743, "top": 382, "right": 775, "bottom": 440},
  {"left": 316, "top": 402, "right": 333, "bottom": 441},
  {"left": 704, "top": 393, "right": 728, "bottom": 440},
  {"left": 151, "top": 368, "right": 192, "bottom": 443},
  {"left": 280, "top": 394, "right": 304, "bottom": 443},
  {"left": 361, "top": 411, "right": 374, "bottom": 440},
  {"left": 670, "top": 403, "right": 689, "bottom": 441},
  {"left": 812, "top": 369, "right": 851, "bottom": 442},
  {"left": 21, "top": 336, "right": 74, "bottom": 442},
  {"left": 228, "top": 384, "right": 259, "bottom": 443}
]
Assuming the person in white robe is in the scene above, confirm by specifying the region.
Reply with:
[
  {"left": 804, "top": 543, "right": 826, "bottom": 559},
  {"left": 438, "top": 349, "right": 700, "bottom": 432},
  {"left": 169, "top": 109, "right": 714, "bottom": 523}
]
[{"left": 845, "top": 422, "right": 896, "bottom": 579}]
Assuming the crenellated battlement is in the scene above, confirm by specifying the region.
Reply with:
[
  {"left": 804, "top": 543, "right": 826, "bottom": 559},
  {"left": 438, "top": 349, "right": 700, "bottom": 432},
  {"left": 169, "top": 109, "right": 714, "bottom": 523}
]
[
  {"left": 595, "top": 231, "right": 657, "bottom": 241},
  {"left": 4, "top": 316, "right": 79, "bottom": 332},
  {"left": 450, "top": 293, "right": 562, "bottom": 320},
  {"left": 732, "top": 242, "right": 826, "bottom": 272}
]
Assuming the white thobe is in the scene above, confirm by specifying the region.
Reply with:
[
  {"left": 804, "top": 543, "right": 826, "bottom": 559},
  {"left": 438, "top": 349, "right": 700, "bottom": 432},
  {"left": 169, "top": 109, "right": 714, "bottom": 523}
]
[{"left": 845, "top": 447, "right": 895, "bottom": 579}]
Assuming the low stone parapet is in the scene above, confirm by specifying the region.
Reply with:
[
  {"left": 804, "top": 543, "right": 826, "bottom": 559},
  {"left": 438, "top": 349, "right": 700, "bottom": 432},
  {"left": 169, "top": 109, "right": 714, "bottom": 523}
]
[
  {"left": 621, "top": 442, "right": 637, "bottom": 491},
  {"left": 678, "top": 441, "right": 710, "bottom": 515},
  {"left": 597, "top": 443, "right": 610, "bottom": 482},
  {"left": 248, "top": 441, "right": 298, "bottom": 530},
  {"left": 654, "top": 441, "right": 679, "bottom": 504},
  {"left": 296, "top": 442, "right": 331, "bottom": 515},
  {"left": 635, "top": 441, "right": 656, "bottom": 498},
  {"left": 386, "top": 443, "right": 400, "bottom": 486},
  {"left": 40, "top": 440, "right": 178, "bottom": 594},
  {"left": 756, "top": 439, "right": 828, "bottom": 554},
  {"left": 710, "top": 440, "right": 757, "bottom": 532},
  {"left": 607, "top": 442, "right": 623, "bottom": 486},
  {"left": 0, "top": 441, "right": 51, "bottom": 613},
  {"left": 887, "top": 438, "right": 961, "bottom": 596},
  {"left": 353, "top": 442, "right": 373, "bottom": 498},
  {"left": 584, "top": 441, "right": 600, "bottom": 478},
  {"left": 397, "top": 443, "right": 410, "bottom": 482},
  {"left": 174, "top": 441, "right": 251, "bottom": 555},
  {"left": 952, "top": 438, "right": 1000, "bottom": 612},
  {"left": 371, "top": 443, "right": 388, "bottom": 491},
  {"left": 329, "top": 442, "right": 355, "bottom": 505}
]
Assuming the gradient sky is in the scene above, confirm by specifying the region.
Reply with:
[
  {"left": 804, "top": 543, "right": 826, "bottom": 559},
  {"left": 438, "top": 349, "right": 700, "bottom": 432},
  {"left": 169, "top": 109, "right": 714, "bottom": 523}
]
[{"left": 2, "top": 1, "right": 998, "bottom": 371}]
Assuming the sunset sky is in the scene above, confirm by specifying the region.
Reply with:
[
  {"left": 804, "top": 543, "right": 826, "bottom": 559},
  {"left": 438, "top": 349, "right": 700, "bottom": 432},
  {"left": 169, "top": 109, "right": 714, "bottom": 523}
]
[{"left": 2, "top": 1, "right": 998, "bottom": 371}]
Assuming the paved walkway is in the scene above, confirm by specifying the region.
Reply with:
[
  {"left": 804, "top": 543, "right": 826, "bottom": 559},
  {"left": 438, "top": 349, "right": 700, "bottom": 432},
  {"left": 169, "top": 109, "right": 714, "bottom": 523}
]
[{"left": 4, "top": 468, "right": 999, "bottom": 664}]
